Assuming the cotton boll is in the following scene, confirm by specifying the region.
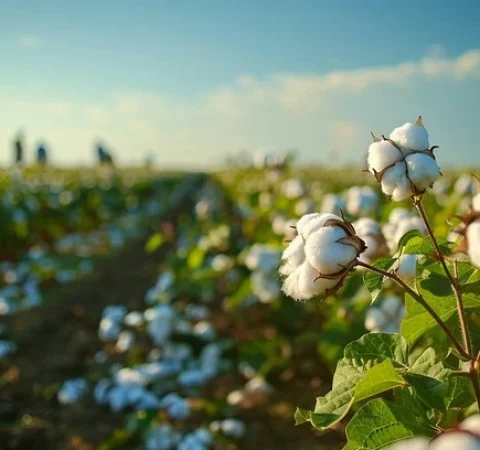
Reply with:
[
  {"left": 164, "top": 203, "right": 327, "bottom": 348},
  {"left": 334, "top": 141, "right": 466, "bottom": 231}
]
[
  {"left": 395, "top": 254, "right": 417, "bottom": 282},
  {"left": 296, "top": 213, "right": 340, "bottom": 240},
  {"left": 321, "top": 194, "right": 346, "bottom": 216},
  {"left": 245, "top": 245, "right": 282, "bottom": 273},
  {"left": 305, "top": 226, "right": 357, "bottom": 274},
  {"left": 296, "top": 261, "right": 339, "bottom": 300},
  {"left": 99, "top": 317, "right": 122, "bottom": 341},
  {"left": 353, "top": 218, "right": 385, "bottom": 263},
  {"left": 388, "top": 437, "right": 429, "bottom": 450},
  {"left": 211, "top": 254, "right": 234, "bottom": 272},
  {"left": 367, "top": 139, "right": 403, "bottom": 173},
  {"left": 221, "top": 419, "right": 246, "bottom": 438},
  {"left": 460, "top": 414, "right": 480, "bottom": 433},
  {"left": 430, "top": 433, "right": 480, "bottom": 450},
  {"left": 245, "top": 376, "right": 274, "bottom": 395},
  {"left": 381, "top": 162, "right": 411, "bottom": 200},
  {"left": 167, "top": 398, "right": 190, "bottom": 420},
  {"left": 250, "top": 271, "right": 281, "bottom": 303},
  {"left": 405, "top": 152, "right": 441, "bottom": 191},
  {"left": 282, "top": 178, "right": 305, "bottom": 199},
  {"left": 227, "top": 390, "right": 245, "bottom": 406},
  {"left": 365, "top": 308, "right": 387, "bottom": 332},
  {"left": 279, "top": 236, "right": 305, "bottom": 277},
  {"left": 346, "top": 186, "right": 378, "bottom": 217},
  {"left": 455, "top": 173, "right": 476, "bottom": 197},
  {"left": 116, "top": 330, "right": 136, "bottom": 353},
  {"left": 467, "top": 220, "right": 480, "bottom": 268},
  {"left": 58, "top": 378, "right": 89, "bottom": 404},
  {"left": 389, "top": 208, "right": 411, "bottom": 224},
  {"left": 389, "top": 122, "right": 429, "bottom": 153}
]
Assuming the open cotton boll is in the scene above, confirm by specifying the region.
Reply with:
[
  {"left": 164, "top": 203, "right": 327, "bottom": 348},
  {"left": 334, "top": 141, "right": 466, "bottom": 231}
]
[
  {"left": 460, "top": 414, "right": 480, "bottom": 433},
  {"left": 367, "top": 139, "right": 403, "bottom": 173},
  {"left": 305, "top": 226, "right": 358, "bottom": 274},
  {"left": 296, "top": 213, "right": 340, "bottom": 240},
  {"left": 380, "top": 162, "right": 411, "bottom": 199},
  {"left": 395, "top": 254, "right": 417, "bottom": 282},
  {"left": 467, "top": 220, "right": 480, "bottom": 268},
  {"left": 430, "top": 433, "right": 480, "bottom": 450},
  {"left": 282, "top": 178, "right": 305, "bottom": 199},
  {"left": 405, "top": 153, "right": 441, "bottom": 191},
  {"left": 388, "top": 437, "right": 429, "bottom": 450},
  {"left": 389, "top": 122, "right": 429, "bottom": 153},
  {"left": 346, "top": 186, "right": 378, "bottom": 217},
  {"left": 279, "top": 235, "right": 305, "bottom": 277},
  {"left": 250, "top": 271, "right": 281, "bottom": 303},
  {"left": 245, "top": 245, "right": 282, "bottom": 273},
  {"left": 321, "top": 194, "right": 346, "bottom": 216}
]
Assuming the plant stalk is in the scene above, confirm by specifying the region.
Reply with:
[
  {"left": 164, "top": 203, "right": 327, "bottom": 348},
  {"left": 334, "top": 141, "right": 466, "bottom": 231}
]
[
  {"left": 413, "top": 197, "right": 473, "bottom": 358},
  {"left": 356, "top": 259, "right": 471, "bottom": 360}
]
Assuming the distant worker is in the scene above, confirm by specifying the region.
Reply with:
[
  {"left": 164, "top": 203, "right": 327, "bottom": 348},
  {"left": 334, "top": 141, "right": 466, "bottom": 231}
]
[
  {"left": 36, "top": 142, "right": 48, "bottom": 166},
  {"left": 13, "top": 130, "right": 24, "bottom": 166},
  {"left": 96, "top": 142, "right": 115, "bottom": 167}
]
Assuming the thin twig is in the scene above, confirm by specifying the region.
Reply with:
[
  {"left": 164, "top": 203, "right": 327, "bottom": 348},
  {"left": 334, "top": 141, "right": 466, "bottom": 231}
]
[
  {"left": 413, "top": 197, "right": 473, "bottom": 358},
  {"left": 356, "top": 259, "right": 471, "bottom": 360}
]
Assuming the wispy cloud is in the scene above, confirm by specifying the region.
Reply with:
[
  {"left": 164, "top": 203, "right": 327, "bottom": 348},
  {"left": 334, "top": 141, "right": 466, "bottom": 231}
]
[
  {"left": 1, "top": 48, "right": 480, "bottom": 167},
  {"left": 17, "top": 34, "right": 43, "bottom": 49}
]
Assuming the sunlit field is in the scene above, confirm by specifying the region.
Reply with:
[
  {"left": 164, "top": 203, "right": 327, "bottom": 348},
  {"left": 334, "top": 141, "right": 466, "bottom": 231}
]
[{"left": 0, "top": 139, "right": 479, "bottom": 450}]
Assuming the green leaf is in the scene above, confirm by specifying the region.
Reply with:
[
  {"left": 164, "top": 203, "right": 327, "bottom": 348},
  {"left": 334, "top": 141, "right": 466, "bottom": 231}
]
[
  {"left": 187, "top": 247, "right": 205, "bottom": 270},
  {"left": 363, "top": 258, "right": 396, "bottom": 303},
  {"left": 403, "top": 373, "right": 448, "bottom": 411},
  {"left": 344, "top": 333, "right": 408, "bottom": 370},
  {"left": 445, "top": 377, "right": 475, "bottom": 409},
  {"left": 144, "top": 232, "right": 165, "bottom": 253},
  {"left": 408, "top": 347, "right": 449, "bottom": 380},
  {"left": 403, "top": 235, "right": 451, "bottom": 256},
  {"left": 344, "top": 391, "right": 435, "bottom": 449},
  {"left": 354, "top": 360, "right": 405, "bottom": 403},
  {"left": 396, "top": 229, "right": 422, "bottom": 255}
]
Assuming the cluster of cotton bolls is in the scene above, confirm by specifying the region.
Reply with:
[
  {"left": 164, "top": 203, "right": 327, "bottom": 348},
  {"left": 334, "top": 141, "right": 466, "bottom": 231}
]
[
  {"left": 245, "top": 245, "right": 282, "bottom": 304},
  {"left": 367, "top": 117, "right": 441, "bottom": 201},
  {"left": 390, "top": 414, "right": 480, "bottom": 449},
  {"left": 364, "top": 295, "right": 405, "bottom": 333}
]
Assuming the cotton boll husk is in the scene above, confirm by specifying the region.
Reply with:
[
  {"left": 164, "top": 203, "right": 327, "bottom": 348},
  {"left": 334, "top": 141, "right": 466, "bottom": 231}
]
[
  {"left": 405, "top": 153, "right": 441, "bottom": 191},
  {"left": 305, "top": 226, "right": 357, "bottom": 274},
  {"left": 467, "top": 220, "right": 480, "bottom": 267},
  {"left": 296, "top": 213, "right": 340, "bottom": 240},
  {"left": 367, "top": 139, "right": 403, "bottom": 173},
  {"left": 429, "top": 433, "right": 480, "bottom": 450},
  {"left": 390, "top": 122, "right": 429, "bottom": 153}
]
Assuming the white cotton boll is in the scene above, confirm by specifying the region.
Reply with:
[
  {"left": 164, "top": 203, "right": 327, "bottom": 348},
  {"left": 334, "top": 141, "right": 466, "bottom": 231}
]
[
  {"left": 455, "top": 173, "right": 476, "bottom": 197},
  {"left": 211, "top": 254, "right": 233, "bottom": 272},
  {"left": 221, "top": 419, "right": 246, "bottom": 438},
  {"left": 124, "top": 311, "right": 144, "bottom": 327},
  {"left": 136, "top": 391, "right": 162, "bottom": 410},
  {"left": 58, "top": 378, "right": 88, "bottom": 405},
  {"left": 382, "top": 296, "right": 404, "bottom": 317},
  {"left": 297, "top": 261, "right": 338, "bottom": 300},
  {"left": 193, "top": 321, "right": 216, "bottom": 341},
  {"left": 279, "top": 235, "right": 305, "bottom": 277},
  {"left": 367, "top": 139, "right": 403, "bottom": 173},
  {"left": 245, "top": 245, "right": 282, "bottom": 273},
  {"left": 147, "top": 318, "right": 173, "bottom": 346},
  {"left": 430, "top": 433, "right": 480, "bottom": 450},
  {"left": 227, "top": 390, "right": 245, "bottom": 405},
  {"left": 321, "top": 194, "right": 346, "bottom": 216},
  {"left": 346, "top": 186, "right": 378, "bottom": 217},
  {"left": 295, "top": 199, "right": 315, "bottom": 216},
  {"left": 391, "top": 175, "right": 414, "bottom": 202},
  {"left": 390, "top": 122, "right": 429, "bottom": 153},
  {"left": 405, "top": 153, "right": 441, "bottom": 191},
  {"left": 380, "top": 162, "right": 407, "bottom": 195},
  {"left": 102, "top": 305, "right": 128, "bottom": 322},
  {"left": 116, "top": 330, "right": 136, "bottom": 353},
  {"left": 296, "top": 213, "right": 340, "bottom": 240},
  {"left": 115, "top": 367, "right": 146, "bottom": 386},
  {"left": 473, "top": 193, "right": 480, "bottom": 212},
  {"left": 467, "top": 220, "right": 480, "bottom": 268},
  {"left": 365, "top": 308, "right": 387, "bottom": 332},
  {"left": 395, "top": 254, "right": 417, "bottom": 282},
  {"left": 388, "top": 437, "right": 429, "bottom": 450},
  {"left": 245, "top": 376, "right": 274, "bottom": 395},
  {"left": 99, "top": 317, "right": 122, "bottom": 341},
  {"left": 305, "top": 226, "right": 357, "bottom": 274},
  {"left": 282, "top": 178, "right": 305, "bottom": 199},
  {"left": 389, "top": 208, "right": 411, "bottom": 224},
  {"left": 272, "top": 214, "right": 288, "bottom": 236},
  {"left": 251, "top": 271, "right": 281, "bottom": 303},
  {"left": 460, "top": 414, "right": 480, "bottom": 433}
]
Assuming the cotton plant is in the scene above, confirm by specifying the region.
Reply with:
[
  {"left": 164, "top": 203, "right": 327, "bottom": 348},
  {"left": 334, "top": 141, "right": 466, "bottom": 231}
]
[
  {"left": 275, "top": 118, "right": 480, "bottom": 449},
  {"left": 345, "top": 185, "right": 379, "bottom": 217}
]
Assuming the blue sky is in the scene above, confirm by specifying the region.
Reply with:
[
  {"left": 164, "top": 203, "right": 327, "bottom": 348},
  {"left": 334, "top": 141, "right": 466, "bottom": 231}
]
[{"left": 1, "top": 0, "right": 479, "bottom": 167}]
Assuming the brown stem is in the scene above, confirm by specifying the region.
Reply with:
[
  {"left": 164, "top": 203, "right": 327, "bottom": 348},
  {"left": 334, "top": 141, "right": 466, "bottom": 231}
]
[
  {"left": 356, "top": 259, "right": 471, "bottom": 360},
  {"left": 413, "top": 197, "right": 473, "bottom": 358}
]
